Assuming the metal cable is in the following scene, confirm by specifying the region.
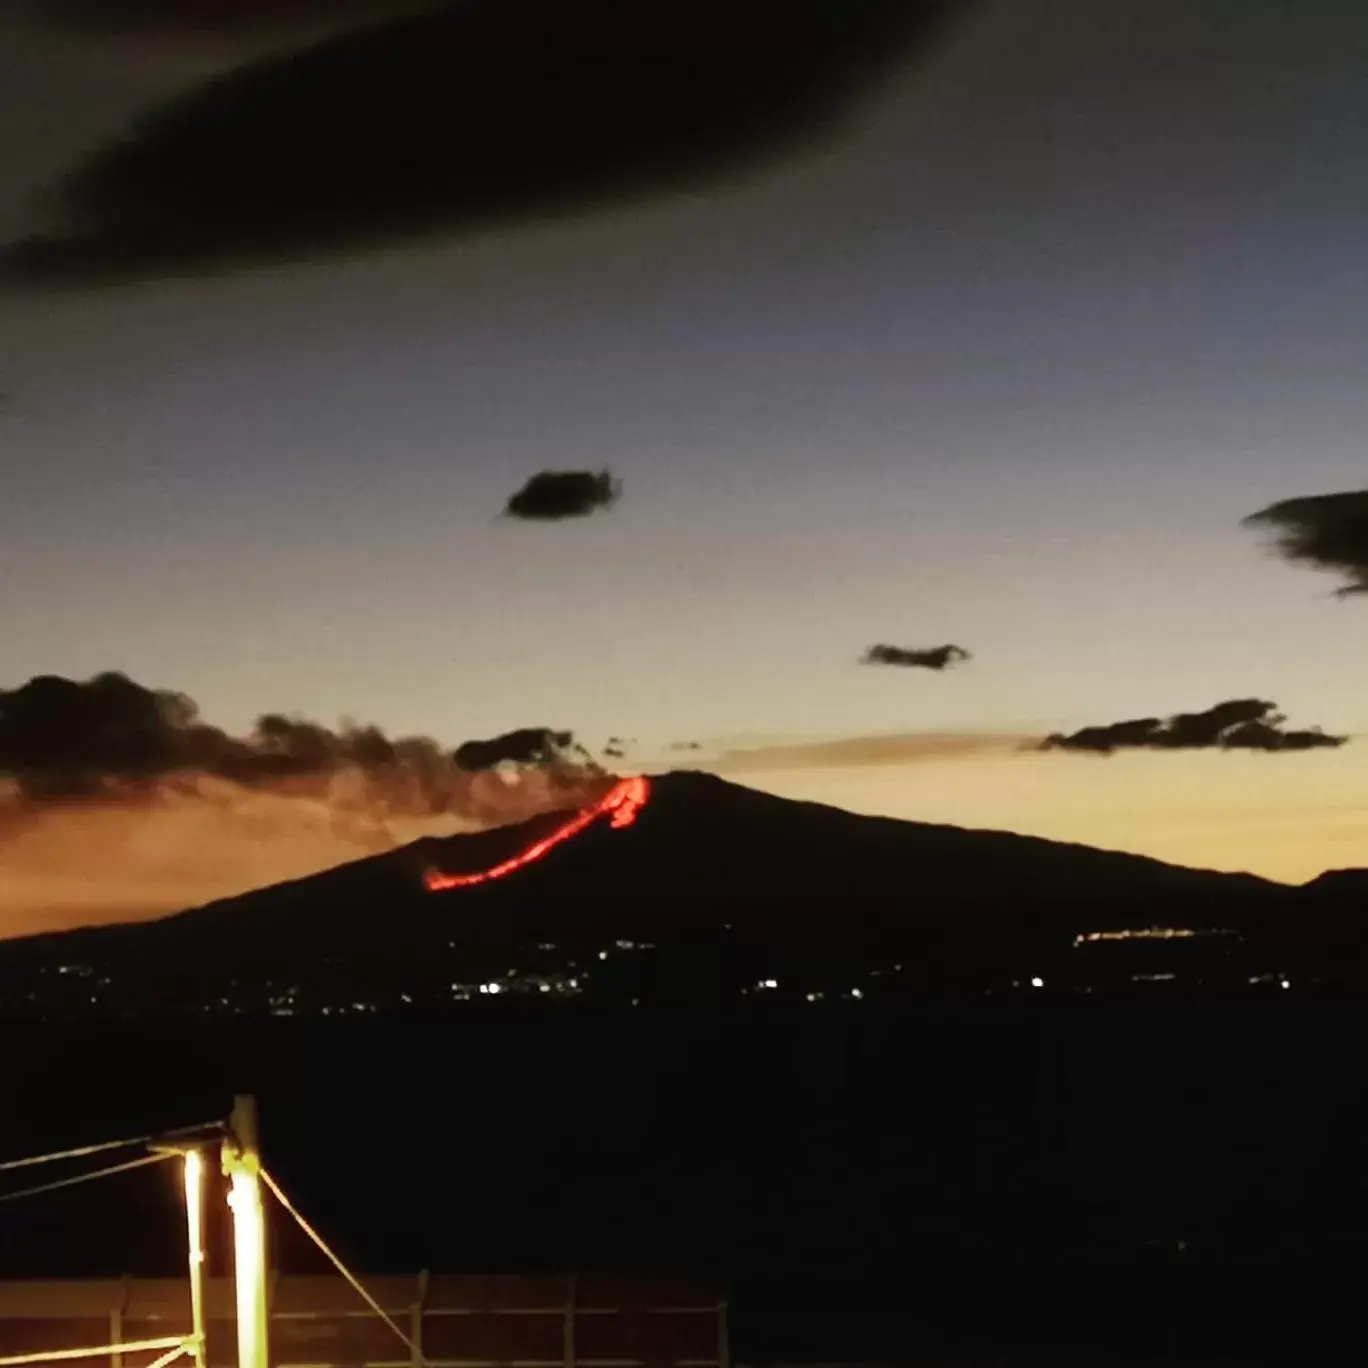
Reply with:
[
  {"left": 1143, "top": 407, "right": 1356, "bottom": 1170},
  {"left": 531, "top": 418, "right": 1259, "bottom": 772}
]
[
  {"left": 0, "top": 1120, "right": 223, "bottom": 1174},
  {"left": 0, "top": 1338, "right": 187, "bottom": 1368},
  {"left": 140, "top": 1345, "right": 192, "bottom": 1368},
  {"left": 0, "top": 1150, "right": 175, "bottom": 1205},
  {"left": 259, "top": 1166, "right": 426, "bottom": 1364}
]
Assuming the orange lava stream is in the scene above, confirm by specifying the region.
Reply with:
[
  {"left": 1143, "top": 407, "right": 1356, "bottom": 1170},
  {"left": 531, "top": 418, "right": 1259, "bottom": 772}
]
[{"left": 423, "top": 775, "right": 651, "bottom": 892}]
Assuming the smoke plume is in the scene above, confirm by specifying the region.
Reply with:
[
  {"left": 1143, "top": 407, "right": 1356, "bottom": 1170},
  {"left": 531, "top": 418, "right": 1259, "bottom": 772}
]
[
  {"left": 0, "top": 672, "right": 611, "bottom": 936},
  {"left": 454, "top": 726, "right": 593, "bottom": 772},
  {"left": 1040, "top": 698, "right": 1348, "bottom": 755}
]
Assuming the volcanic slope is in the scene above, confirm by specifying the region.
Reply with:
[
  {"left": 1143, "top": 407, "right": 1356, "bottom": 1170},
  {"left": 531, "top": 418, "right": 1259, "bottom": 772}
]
[{"left": 0, "top": 772, "right": 1296, "bottom": 981}]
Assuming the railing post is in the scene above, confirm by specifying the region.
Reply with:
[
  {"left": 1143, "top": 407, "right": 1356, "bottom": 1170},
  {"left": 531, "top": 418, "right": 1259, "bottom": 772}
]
[
  {"left": 183, "top": 1150, "right": 207, "bottom": 1368},
  {"left": 222, "top": 1096, "right": 270, "bottom": 1368},
  {"left": 564, "top": 1274, "right": 577, "bottom": 1368},
  {"left": 410, "top": 1269, "right": 428, "bottom": 1368}
]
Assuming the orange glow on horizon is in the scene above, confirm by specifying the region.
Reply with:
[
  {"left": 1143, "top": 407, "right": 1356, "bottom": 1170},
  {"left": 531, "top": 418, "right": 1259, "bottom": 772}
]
[{"left": 424, "top": 775, "right": 650, "bottom": 891}]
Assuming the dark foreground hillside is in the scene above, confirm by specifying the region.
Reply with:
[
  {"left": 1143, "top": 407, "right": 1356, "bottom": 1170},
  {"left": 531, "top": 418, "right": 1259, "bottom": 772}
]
[{"left": 3, "top": 1001, "right": 1366, "bottom": 1362}]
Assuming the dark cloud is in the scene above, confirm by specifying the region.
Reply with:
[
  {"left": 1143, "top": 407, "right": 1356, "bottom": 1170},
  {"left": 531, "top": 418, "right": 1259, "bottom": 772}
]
[
  {"left": 3, "top": 0, "right": 964, "bottom": 285},
  {"left": 668, "top": 740, "right": 703, "bottom": 751},
  {"left": 504, "top": 470, "right": 620, "bottom": 522},
  {"left": 1243, "top": 489, "right": 1368, "bottom": 596},
  {"left": 861, "top": 643, "right": 972, "bottom": 671},
  {"left": 31, "top": 0, "right": 418, "bottom": 34},
  {"left": 1040, "top": 699, "right": 1348, "bottom": 756},
  {"left": 453, "top": 726, "right": 593, "bottom": 773}
]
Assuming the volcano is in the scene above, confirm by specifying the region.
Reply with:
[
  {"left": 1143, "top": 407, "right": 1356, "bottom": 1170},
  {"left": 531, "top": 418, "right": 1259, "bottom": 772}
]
[{"left": 0, "top": 771, "right": 1361, "bottom": 1015}]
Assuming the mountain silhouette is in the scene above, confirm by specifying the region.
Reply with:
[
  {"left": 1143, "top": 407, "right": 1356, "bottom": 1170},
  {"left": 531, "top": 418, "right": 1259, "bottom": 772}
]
[{"left": 0, "top": 771, "right": 1360, "bottom": 1011}]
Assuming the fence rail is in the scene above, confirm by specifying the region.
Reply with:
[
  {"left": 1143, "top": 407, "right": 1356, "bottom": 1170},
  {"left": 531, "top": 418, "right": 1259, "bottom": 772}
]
[{"left": 0, "top": 1276, "right": 728, "bottom": 1368}]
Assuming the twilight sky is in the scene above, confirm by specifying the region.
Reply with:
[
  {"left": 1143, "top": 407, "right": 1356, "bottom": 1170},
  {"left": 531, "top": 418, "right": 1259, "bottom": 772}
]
[{"left": 2, "top": 0, "right": 1365, "bottom": 892}]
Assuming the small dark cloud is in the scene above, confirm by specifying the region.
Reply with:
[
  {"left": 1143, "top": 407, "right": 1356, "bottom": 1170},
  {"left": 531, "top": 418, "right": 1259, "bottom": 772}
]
[
  {"left": 1040, "top": 699, "right": 1348, "bottom": 756},
  {"left": 504, "top": 470, "right": 620, "bottom": 522},
  {"left": 861, "top": 643, "right": 972, "bottom": 671},
  {"left": 668, "top": 740, "right": 703, "bottom": 751},
  {"left": 1243, "top": 489, "right": 1368, "bottom": 596},
  {"left": 453, "top": 727, "right": 591, "bottom": 773},
  {"left": 4, "top": 0, "right": 964, "bottom": 285}
]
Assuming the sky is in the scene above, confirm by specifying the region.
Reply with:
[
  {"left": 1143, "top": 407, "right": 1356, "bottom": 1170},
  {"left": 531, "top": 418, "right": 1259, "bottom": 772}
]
[{"left": 1, "top": 0, "right": 1365, "bottom": 902}]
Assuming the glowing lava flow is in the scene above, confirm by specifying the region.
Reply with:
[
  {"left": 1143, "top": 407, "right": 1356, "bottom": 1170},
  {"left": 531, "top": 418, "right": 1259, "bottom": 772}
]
[{"left": 423, "top": 775, "right": 651, "bottom": 891}]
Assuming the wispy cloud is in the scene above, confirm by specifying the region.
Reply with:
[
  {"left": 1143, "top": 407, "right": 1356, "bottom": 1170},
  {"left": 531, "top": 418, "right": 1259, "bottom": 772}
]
[{"left": 709, "top": 730, "right": 1029, "bottom": 773}]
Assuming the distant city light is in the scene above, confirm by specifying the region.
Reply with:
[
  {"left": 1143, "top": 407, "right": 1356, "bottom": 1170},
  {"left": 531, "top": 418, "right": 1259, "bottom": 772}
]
[
  {"left": 1030, "top": 977, "right": 1044, "bottom": 988},
  {"left": 1073, "top": 927, "right": 1237, "bottom": 947}
]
